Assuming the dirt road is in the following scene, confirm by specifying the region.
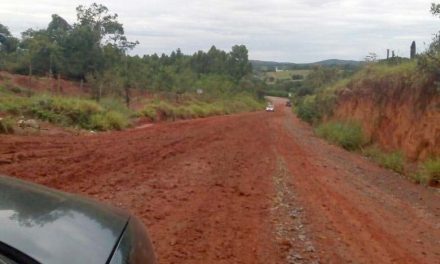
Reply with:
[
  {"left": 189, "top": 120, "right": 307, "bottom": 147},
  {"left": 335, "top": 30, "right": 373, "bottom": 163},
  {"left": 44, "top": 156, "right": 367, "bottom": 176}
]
[{"left": 1, "top": 98, "right": 439, "bottom": 263}]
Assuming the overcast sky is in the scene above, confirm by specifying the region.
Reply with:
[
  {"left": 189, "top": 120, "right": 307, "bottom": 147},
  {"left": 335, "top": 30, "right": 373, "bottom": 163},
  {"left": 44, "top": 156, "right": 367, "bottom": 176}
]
[{"left": 0, "top": 0, "right": 438, "bottom": 62}]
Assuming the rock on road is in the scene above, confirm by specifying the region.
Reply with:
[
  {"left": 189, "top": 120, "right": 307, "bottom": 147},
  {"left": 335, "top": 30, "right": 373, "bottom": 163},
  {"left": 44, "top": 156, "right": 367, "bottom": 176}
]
[{"left": 0, "top": 98, "right": 439, "bottom": 263}]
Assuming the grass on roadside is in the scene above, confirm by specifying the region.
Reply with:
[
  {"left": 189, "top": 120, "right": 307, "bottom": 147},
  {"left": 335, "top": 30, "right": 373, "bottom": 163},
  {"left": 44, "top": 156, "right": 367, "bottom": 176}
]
[
  {"left": 140, "top": 94, "right": 263, "bottom": 121},
  {"left": 414, "top": 157, "right": 440, "bottom": 185},
  {"left": 315, "top": 120, "right": 366, "bottom": 151},
  {"left": 0, "top": 117, "right": 15, "bottom": 134},
  {"left": 0, "top": 94, "right": 131, "bottom": 131},
  {"left": 362, "top": 146, "right": 405, "bottom": 174}
]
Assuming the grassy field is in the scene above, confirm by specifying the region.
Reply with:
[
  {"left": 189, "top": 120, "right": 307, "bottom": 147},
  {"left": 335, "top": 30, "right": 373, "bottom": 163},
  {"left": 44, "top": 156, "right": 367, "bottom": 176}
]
[{"left": 265, "top": 69, "right": 311, "bottom": 83}]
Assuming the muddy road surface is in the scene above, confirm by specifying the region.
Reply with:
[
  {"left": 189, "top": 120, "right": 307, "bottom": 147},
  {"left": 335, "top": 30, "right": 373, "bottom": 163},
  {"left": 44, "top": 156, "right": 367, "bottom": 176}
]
[{"left": 1, "top": 98, "right": 439, "bottom": 263}]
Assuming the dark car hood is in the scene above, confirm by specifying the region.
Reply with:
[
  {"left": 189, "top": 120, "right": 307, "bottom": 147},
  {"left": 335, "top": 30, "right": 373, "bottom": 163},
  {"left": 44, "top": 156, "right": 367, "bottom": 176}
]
[{"left": 0, "top": 175, "right": 129, "bottom": 264}]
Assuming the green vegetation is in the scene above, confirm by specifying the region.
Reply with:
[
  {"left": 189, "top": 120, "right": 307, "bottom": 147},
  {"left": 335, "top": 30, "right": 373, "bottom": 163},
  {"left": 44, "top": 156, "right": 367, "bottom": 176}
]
[
  {"left": 0, "top": 93, "right": 131, "bottom": 131},
  {"left": 315, "top": 121, "right": 366, "bottom": 151},
  {"left": 362, "top": 146, "right": 405, "bottom": 174},
  {"left": 0, "top": 117, "right": 14, "bottom": 134},
  {"left": 0, "top": 3, "right": 257, "bottom": 105},
  {"left": 265, "top": 69, "right": 310, "bottom": 83},
  {"left": 295, "top": 95, "right": 320, "bottom": 124},
  {"left": 90, "top": 111, "right": 128, "bottom": 131},
  {"left": 258, "top": 65, "right": 356, "bottom": 100},
  {"left": 263, "top": 3, "right": 440, "bottom": 184},
  {"left": 416, "top": 158, "right": 440, "bottom": 185},
  {"left": 141, "top": 94, "right": 263, "bottom": 121},
  {"left": 0, "top": 3, "right": 266, "bottom": 131}
]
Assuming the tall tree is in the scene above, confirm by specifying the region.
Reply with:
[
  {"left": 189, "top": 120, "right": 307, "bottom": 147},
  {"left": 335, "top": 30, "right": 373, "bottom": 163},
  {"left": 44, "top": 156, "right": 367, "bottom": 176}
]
[
  {"left": 228, "top": 45, "right": 252, "bottom": 81},
  {"left": 0, "top": 23, "right": 18, "bottom": 53}
]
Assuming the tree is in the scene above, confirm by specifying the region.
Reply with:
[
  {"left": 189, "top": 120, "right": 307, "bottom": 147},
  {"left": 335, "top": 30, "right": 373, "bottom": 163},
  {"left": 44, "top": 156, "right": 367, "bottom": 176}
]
[
  {"left": 418, "top": 3, "right": 440, "bottom": 78},
  {"left": 0, "top": 24, "right": 11, "bottom": 36},
  {"left": 20, "top": 29, "right": 62, "bottom": 75},
  {"left": 0, "top": 23, "right": 18, "bottom": 53},
  {"left": 228, "top": 45, "right": 252, "bottom": 81},
  {"left": 75, "top": 3, "right": 126, "bottom": 47},
  {"left": 47, "top": 14, "right": 72, "bottom": 39},
  {"left": 364, "top": 52, "right": 378, "bottom": 62},
  {"left": 303, "top": 66, "right": 341, "bottom": 91}
]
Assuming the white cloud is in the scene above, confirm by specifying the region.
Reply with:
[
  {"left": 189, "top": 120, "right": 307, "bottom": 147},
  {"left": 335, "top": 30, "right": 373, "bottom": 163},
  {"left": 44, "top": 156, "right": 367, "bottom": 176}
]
[{"left": 0, "top": 0, "right": 438, "bottom": 62}]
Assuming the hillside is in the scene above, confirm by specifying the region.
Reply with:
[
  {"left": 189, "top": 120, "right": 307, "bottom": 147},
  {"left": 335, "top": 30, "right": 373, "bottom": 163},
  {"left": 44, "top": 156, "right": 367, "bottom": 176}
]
[
  {"left": 251, "top": 59, "right": 362, "bottom": 71},
  {"left": 330, "top": 63, "right": 439, "bottom": 161}
]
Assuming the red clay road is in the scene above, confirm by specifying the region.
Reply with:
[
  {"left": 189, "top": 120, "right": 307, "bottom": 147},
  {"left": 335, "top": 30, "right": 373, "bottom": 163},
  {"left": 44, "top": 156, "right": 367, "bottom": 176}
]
[{"left": 0, "top": 98, "right": 439, "bottom": 263}]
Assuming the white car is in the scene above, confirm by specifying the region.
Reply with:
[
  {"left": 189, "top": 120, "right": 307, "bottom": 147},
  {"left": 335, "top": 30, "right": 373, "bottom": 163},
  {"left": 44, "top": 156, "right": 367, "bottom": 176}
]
[{"left": 266, "top": 104, "right": 275, "bottom": 112}]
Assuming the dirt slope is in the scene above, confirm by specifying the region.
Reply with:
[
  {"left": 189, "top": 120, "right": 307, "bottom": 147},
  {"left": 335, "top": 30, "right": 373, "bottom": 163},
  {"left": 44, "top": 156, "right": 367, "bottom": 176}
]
[
  {"left": 333, "top": 77, "right": 440, "bottom": 161},
  {"left": 0, "top": 99, "right": 439, "bottom": 263}
]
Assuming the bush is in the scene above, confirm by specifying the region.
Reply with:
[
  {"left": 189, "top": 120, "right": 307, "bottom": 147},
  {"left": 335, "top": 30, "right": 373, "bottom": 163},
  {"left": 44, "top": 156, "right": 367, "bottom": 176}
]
[
  {"left": 0, "top": 94, "right": 131, "bottom": 131},
  {"left": 29, "top": 96, "right": 103, "bottom": 127},
  {"left": 187, "top": 104, "right": 207, "bottom": 117},
  {"left": 316, "top": 121, "right": 366, "bottom": 150},
  {"left": 417, "top": 157, "right": 440, "bottom": 184},
  {"left": 99, "top": 97, "right": 134, "bottom": 117},
  {"left": 141, "top": 105, "right": 157, "bottom": 121},
  {"left": 295, "top": 95, "right": 320, "bottom": 123},
  {"left": 363, "top": 146, "right": 405, "bottom": 174},
  {"left": 0, "top": 117, "right": 14, "bottom": 134},
  {"left": 380, "top": 151, "right": 405, "bottom": 174},
  {"left": 90, "top": 111, "right": 128, "bottom": 131}
]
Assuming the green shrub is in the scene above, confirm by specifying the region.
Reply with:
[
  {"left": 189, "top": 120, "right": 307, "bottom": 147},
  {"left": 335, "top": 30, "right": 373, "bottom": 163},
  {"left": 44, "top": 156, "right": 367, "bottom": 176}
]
[
  {"left": 363, "top": 146, "right": 405, "bottom": 174},
  {"left": 99, "top": 98, "right": 134, "bottom": 117},
  {"left": 0, "top": 117, "right": 14, "bottom": 134},
  {"left": 362, "top": 145, "right": 382, "bottom": 159},
  {"left": 0, "top": 94, "right": 131, "bottom": 131},
  {"left": 173, "top": 106, "right": 192, "bottom": 119},
  {"left": 316, "top": 121, "right": 366, "bottom": 150},
  {"left": 188, "top": 104, "right": 207, "bottom": 117},
  {"left": 29, "top": 96, "right": 103, "bottom": 127},
  {"left": 141, "top": 105, "right": 157, "bottom": 121},
  {"left": 90, "top": 111, "right": 128, "bottom": 131},
  {"left": 380, "top": 151, "right": 405, "bottom": 174},
  {"left": 295, "top": 95, "right": 321, "bottom": 124},
  {"left": 154, "top": 101, "right": 178, "bottom": 120},
  {"left": 418, "top": 157, "right": 440, "bottom": 184}
]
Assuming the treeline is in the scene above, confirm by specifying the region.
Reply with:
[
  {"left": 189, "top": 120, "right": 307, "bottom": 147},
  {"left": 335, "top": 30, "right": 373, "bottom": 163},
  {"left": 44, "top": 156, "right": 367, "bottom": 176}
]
[
  {"left": 261, "top": 65, "right": 359, "bottom": 99},
  {"left": 0, "top": 3, "right": 261, "bottom": 104}
]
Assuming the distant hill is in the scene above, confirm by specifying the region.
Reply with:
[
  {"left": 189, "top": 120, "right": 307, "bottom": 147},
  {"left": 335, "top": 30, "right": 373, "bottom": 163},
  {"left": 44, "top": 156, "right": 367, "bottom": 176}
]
[
  {"left": 311, "top": 59, "right": 362, "bottom": 66},
  {"left": 251, "top": 59, "right": 362, "bottom": 71},
  {"left": 250, "top": 60, "right": 296, "bottom": 69}
]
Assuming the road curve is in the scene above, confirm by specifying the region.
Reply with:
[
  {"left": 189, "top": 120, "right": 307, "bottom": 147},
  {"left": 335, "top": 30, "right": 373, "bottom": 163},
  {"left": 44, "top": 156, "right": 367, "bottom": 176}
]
[{"left": 0, "top": 98, "right": 439, "bottom": 263}]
